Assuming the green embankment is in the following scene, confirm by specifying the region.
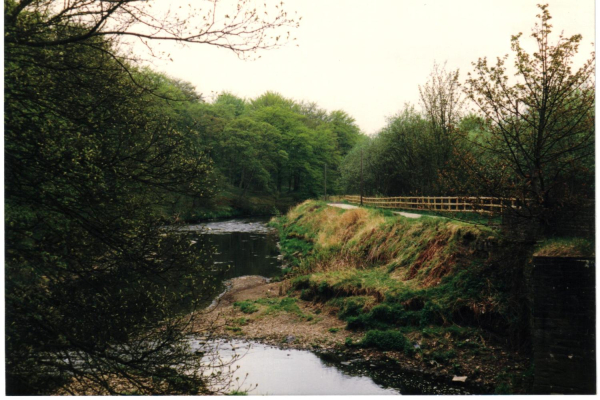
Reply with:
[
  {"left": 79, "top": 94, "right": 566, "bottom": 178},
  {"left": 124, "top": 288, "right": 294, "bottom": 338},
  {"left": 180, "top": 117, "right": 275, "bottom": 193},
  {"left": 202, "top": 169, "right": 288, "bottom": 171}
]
[
  {"left": 268, "top": 200, "right": 594, "bottom": 393},
  {"left": 270, "top": 200, "right": 535, "bottom": 350}
]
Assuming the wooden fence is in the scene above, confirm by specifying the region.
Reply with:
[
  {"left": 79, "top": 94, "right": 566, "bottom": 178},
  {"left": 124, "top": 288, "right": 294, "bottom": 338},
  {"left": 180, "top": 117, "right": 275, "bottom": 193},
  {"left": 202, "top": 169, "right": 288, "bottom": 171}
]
[{"left": 331, "top": 195, "right": 519, "bottom": 215}]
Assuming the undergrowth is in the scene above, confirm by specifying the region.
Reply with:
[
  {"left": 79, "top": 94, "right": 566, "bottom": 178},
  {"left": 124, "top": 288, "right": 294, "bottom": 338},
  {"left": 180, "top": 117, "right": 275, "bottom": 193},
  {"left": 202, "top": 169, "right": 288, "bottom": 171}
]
[
  {"left": 233, "top": 297, "right": 314, "bottom": 321},
  {"left": 534, "top": 237, "right": 594, "bottom": 257},
  {"left": 346, "top": 330, "right": 415, "bottom": 355}
]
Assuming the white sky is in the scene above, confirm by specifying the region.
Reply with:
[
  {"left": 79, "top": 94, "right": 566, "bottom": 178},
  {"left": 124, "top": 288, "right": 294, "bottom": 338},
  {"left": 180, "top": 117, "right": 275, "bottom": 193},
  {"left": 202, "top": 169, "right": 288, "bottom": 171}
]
[{"left": 137, "top": 0, "right": 595, "bottom": 135}]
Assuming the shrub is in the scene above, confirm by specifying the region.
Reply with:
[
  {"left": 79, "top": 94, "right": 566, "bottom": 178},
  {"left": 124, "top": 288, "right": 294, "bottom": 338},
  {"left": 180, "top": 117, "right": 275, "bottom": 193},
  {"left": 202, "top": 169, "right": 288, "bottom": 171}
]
[
  {"left": 233, "top": 301, "right": 259, "bottom": 314},
  {"left": 358, "top": 330, "right": 415, "bottom": 355}
]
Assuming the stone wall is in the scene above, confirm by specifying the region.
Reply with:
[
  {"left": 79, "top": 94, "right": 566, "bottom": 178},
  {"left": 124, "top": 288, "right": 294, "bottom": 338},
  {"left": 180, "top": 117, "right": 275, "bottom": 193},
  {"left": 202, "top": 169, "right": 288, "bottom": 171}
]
[{"left": 532, "top": 256, "right": 596, "bottom": 394}]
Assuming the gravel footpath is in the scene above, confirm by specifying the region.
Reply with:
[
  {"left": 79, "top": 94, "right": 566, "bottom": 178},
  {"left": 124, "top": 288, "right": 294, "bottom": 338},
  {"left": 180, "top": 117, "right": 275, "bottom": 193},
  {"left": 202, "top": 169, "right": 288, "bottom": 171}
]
[{"left": 328, "top": 202, "right": 423, "bottom": 219}]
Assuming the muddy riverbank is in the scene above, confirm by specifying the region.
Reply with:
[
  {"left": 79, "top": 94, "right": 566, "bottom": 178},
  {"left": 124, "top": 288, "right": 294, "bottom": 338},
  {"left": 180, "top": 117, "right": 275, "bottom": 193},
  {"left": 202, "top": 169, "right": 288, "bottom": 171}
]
[{"left": 190, "top": 275, "right": 529, "bottom": 394}]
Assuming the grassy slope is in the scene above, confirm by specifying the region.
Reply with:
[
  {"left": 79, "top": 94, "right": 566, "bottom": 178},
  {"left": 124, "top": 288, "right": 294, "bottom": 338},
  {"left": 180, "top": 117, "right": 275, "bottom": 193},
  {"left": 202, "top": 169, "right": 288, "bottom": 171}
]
[{"left": 271, "top": 200, "right": 535, "bottom": 392}]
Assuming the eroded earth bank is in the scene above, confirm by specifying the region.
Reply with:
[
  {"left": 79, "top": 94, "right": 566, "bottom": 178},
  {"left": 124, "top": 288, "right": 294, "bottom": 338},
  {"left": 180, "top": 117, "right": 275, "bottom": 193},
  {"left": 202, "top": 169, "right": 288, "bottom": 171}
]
[{"left": 190, "top": 200, "right": 546, "bottom": 394}]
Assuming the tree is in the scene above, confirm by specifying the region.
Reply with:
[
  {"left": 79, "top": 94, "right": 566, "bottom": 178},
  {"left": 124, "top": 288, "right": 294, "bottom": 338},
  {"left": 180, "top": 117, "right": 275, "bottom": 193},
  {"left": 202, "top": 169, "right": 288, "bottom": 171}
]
[
  {"left": 215, "top": 92, "right": 248, "bottom": 117},
  {"left": 419, "top": 62, "right": 464, "bottom": 148},
  {"left": 5, "top": 30, "right": 222, "bottom": 394},
  {"left": 5, "top": 0, "right": 299, "bottom": 394},
  {"left": 217, "top": 117, "right": 282, "bottom": 195},
  {"left": 419, "top": 62, "right": 465, "bottom": 191},
  {"left": 463, "top": 4, "right": 595, "bottom": 229},
  {"left": 5, "top": 0, "right": 299, "bottom": 59},
  {"left": 328, "top": 110, "right": 363, "bottom": 155}
]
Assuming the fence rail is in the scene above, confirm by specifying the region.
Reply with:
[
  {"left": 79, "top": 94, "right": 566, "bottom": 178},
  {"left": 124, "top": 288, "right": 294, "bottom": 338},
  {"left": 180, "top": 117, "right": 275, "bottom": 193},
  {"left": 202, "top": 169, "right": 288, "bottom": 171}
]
[{"left": 331, "top": 195, "right": 520, "bottom": 215}]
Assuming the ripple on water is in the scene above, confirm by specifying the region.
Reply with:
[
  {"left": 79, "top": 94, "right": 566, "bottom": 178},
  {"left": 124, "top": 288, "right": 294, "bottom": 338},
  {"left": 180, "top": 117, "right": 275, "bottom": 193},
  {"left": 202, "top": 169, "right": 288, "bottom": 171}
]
[{"left": 182, "top": 218, "right": 274, "bottom": 235}]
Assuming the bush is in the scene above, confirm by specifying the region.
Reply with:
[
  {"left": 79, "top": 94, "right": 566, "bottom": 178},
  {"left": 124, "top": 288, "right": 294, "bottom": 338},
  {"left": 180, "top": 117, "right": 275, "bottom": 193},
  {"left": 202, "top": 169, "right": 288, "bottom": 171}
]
[
  {"left": 234, "top": 301, "right": 259, "bottom": 314},
  {"left": 357, "top": 330, "right": 415, "bottom": 355},
  {"left": 336, "top": 297, "right": 368, "bottom": 319}
]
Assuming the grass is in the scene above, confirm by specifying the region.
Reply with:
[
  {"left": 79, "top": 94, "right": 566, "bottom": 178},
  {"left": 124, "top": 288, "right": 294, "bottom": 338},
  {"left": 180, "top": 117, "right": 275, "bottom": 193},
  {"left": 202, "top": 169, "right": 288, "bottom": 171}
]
[
  {"left": 233, "top": 301, "right": 259, "bottom": 314},
  {"left": 233, "top": 297, "right": 314, "bottom": 321},
  {"left": 346, "top": 330, "right": 415, "bottom": 355},
  {"left": 534, "top": 237, "right": 594, "bottom": 257},
  {"left": 272, "top": 200, "right": 535, "bottom": 352}
]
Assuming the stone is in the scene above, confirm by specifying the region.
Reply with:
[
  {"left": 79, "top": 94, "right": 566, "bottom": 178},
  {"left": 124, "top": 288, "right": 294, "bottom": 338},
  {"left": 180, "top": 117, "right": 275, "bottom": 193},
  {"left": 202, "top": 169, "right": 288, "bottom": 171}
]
[{"left": 285, "top": 335, "right": 296, "bottom": 343}]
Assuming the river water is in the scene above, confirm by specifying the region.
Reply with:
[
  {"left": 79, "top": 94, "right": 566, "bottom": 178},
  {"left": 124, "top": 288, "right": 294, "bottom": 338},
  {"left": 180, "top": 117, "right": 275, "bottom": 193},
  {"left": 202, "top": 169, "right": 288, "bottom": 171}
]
[{"left": 185, "top": 217, "right": 474, "bottom": 395}]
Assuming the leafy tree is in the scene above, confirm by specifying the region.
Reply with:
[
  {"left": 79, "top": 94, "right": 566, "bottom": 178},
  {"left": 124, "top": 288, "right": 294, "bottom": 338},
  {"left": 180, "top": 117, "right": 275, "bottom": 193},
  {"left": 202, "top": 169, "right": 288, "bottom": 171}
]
[
  {"left": 419, "top": 62, "right": 465, "bottom": 191},
  {"left": 249, "top": 91, "right": 300, "bottom": 111},
  {"left": 215, "top": 92, "right": 248, "bottom": 117},
  {"left": 462, "top": 4, "right": 595, "bottom": 229},
  {"left": 4, "top": 0, "right": 300, "bottom": 394},
  {"left": 341, "top": 64, "right": 464, "bottom": 198},
  {"left": 377, "top": 106, "right": 435, "bottom": 195},
  {"left": 341, "top": 105, "right": 447, "bottom": 197},
  {"left": 419, "top": 62, "right": 464, "bottom": 141},
  {"left": 217, "top": 117, "right": 282, "bottom": 195},
  {"left": 328, "top": 110, "right": 363, "bottom": 155},
  {"left": 340, "top": 137, "right": 378, "bottom": 196},
  {"left": 5, "top": 33, "right": 218, "bottom": 394}
]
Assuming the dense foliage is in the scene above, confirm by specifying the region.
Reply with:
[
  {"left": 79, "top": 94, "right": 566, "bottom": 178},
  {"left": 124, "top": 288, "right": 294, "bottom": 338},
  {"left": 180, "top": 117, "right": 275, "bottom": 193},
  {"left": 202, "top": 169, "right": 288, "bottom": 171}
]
[
  {"left": 4, "top": 0, "right": 593, "bottom": 395},
  {"left": 5, "top": 17, "right": 219, "bottom": 398},
  {"left": 461, "top": 4, "right": 595, "bottom": 228},
  {"left": 206, "top": 91, "right": 363, "bottom": 199},
  {"left": 4, "top": 0, "right": 359, "bottom": 394},
  {"left": 340, "top": 6, "right": 594, "bottom": 232},
  {"left": 3, "top": 0, "right": 315, "bottom": 395}
]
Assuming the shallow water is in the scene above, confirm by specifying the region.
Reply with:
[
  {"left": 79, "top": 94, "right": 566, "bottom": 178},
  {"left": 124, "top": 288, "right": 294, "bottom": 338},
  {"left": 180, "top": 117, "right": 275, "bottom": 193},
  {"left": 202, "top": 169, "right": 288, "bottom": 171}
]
[
  {"left": 188, "top": 218, "right": 476, "bottom": 395},
  {"left": 192, "top": 339, "right": 399, "bottom": 395}
]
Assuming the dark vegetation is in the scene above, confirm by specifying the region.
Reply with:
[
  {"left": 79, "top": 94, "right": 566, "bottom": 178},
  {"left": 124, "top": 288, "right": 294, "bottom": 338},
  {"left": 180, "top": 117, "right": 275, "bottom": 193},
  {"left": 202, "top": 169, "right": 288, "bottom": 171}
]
[
  {"left": 159, "top": 89, "right": 364, "bottom": 221},
  {"left": 4, "top": 0, "right": 312, "bottom": 395}
]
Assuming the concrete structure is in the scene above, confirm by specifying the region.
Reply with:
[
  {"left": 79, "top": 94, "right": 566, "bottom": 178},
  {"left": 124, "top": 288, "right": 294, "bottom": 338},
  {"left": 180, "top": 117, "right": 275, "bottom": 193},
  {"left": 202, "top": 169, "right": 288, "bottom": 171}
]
[{"left": 532, "top": 256, "right": 596, "bottom": 394}]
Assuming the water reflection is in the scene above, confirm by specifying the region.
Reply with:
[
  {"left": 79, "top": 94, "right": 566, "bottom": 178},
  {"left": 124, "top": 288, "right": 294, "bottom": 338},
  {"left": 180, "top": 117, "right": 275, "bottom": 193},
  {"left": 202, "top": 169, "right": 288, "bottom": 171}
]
[
  {"left": 188, "top": 218, "right": 283, "bottom": 280},
  {"left": 183, "top": 218, "right": 275, "bottom": 235},
  {"left": 193, "top": 339, "right": 399, "bottom": 395},
  {"left": 190, "top": 218, "right": 477, "bottom": 395}
]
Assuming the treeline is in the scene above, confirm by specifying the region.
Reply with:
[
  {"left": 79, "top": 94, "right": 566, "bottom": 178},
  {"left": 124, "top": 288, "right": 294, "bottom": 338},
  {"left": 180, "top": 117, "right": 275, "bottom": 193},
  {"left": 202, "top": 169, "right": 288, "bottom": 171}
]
[
  {"left": 4, "top": 0, "right": 594, "bottom": 394},
  {"left": 340, "top": 7, "right": 594, "bottom": 231},
  {"left": 161, "top": 88, "right": 363, "bottom": 217},
  {"left": 5, "top": 24, "right": 219, "bottom": 395},
  {"left": 4, "top": 0, "right": 309, "bottom": 395},
  {"left": 5, "top": 31, "right": 362, "bottom": 394}
]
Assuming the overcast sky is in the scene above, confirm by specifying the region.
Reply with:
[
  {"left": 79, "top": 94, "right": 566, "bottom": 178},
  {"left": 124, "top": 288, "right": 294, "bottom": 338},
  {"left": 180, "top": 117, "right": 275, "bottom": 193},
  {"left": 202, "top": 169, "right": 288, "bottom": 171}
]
[{"left": 137, "top": 0, "right": 595, "bottom": 135}]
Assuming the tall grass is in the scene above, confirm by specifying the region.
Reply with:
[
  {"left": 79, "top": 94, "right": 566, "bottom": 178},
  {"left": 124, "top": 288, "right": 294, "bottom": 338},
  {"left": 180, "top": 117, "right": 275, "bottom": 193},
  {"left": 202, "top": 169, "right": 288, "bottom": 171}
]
[{"left": 273, "top": 200, "right": 533, "bottom": 350}]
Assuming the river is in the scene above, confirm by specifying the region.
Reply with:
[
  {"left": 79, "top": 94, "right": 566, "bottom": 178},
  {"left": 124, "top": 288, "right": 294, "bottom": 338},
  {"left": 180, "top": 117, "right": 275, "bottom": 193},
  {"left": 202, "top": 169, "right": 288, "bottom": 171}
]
[{"left": 184, "top": 217, "right": 474, "bottom": 395}]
